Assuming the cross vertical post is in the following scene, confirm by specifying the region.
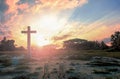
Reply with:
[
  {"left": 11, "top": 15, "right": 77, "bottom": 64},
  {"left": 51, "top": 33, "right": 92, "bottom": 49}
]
[{"left": 21, "top": 26, "right": 36, "bottom": 58}]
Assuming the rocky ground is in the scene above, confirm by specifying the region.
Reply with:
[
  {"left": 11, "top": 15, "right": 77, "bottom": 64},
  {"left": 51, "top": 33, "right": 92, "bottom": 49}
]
[{"left": 0, "top": 51, "right": 120, "bottom": 79}]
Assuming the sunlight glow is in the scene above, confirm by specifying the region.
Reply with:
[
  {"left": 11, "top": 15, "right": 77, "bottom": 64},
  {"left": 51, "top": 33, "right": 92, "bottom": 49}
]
[
  {"left": 29, "top": 14, "right": 70, "bottom": 47},
  {"left": 39, "top": 15, "right": 59, "bottom": 31},
  {"left": 33, "top": 34, "right": 50, "bottom": 47}
]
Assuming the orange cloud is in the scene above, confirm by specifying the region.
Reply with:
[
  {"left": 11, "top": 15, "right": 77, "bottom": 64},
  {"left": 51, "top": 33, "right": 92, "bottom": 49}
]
[
  {"left": 40, "top": 0, "right": 88, "bottom": 10},
  {"left": 6, "top": 0, "right": 19, "bottom": 14},
  {"left": 5, "top": 0, "right": 88, "bottom": 25},
  {"left": 93, "top": 24, "right": 120, "bottom": 41},
  {"left": 5, "top": 0, "right": 118, "bottom": 48},
  {"left": 52, "top": 34, "right": 71, "bottom": 41},
  {"left": 18, "top": 3, "right": 29, "bottom": 10},
  {"left": 6, "top": 0, "right": 88, "bottom": 14},
  {"left": 53, "top": 21, "right": 120, "bottom": 44}
]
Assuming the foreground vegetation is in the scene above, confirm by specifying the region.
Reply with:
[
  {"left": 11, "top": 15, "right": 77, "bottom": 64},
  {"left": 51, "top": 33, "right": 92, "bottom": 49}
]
[
  {"left": 57, "top": 49, "right": 120, "bottom": 60},
  {"left": 0, "top": 50, "right": 120, "bottom": 61},
  {"left": 0, "top": 50, "right": 120, "bottom": 79}
]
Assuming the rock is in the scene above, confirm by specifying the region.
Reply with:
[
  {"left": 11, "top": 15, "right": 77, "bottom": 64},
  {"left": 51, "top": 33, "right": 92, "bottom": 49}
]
[
  {"left": 68, "top": 76, "right": 79, "bottom": 79},
  {"left": 67, "top": 72, "right": 80, "bottom": 79},
  {"left": 88, "top": 56, "right": 120, "bottom": 66},
  {"left": 12, "top": 75, "right": 31, "bottom": 79},
  {"left": 70, "top": 62, "right": 76, "bottom": 66},
  {"left": 93, "top": 69, "right": 110, "bottom": 74},
  {"left": 106, "top": 68, "right": 119, "bottom": 72},
  {"left": 66, "top": 71, "right": 92, "bottom": 79},
  {"left": 0, "top": 56, "right": 12, "bottom": 67}
]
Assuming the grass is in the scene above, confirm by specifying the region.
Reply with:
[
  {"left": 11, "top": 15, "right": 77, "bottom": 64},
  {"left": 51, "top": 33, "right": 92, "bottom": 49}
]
[
  {"left": 15, "top": 65, "right": 30, "bottom": 70},
  {"left": 93, "top": 69, "right": 110, "bottom": 74},
  {"left": 0, "top": 50, "right": 120, "bottom": 61},
  {"left": 0, "top": 50, "right": 119, "bottom": 79},
  {"left": 66, "top": 68, "right": 75, "bottom": 74},
  {"left": 0, "top": 56, "right": 12, "bottom": 67},
  {"left": 0, "top": 50, "right": 27, "bottom": 56},
  {"left": 57, "top": 49, "right": 120, "bottom": 60}
]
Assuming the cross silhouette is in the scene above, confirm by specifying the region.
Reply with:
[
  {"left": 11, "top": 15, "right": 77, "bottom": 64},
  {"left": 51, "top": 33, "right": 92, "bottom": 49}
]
[{"left": 21, "top": 26, "right": 36, "bottom": 58}]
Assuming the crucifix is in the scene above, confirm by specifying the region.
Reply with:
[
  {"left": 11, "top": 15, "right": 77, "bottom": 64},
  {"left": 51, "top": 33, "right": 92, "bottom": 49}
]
[{"left": 21, "top": 26, "right": 36, "bottom": 58}]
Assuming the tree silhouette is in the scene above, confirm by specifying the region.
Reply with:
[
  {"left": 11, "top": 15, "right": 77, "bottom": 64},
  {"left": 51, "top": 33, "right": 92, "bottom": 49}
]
[
  {"left": 100, "top": 41, "right": 108, "bottom": 50},
  {"left": 63, "top": 38, "right": 87, "bottom": 50},
  {"left": 63, "top": 38, "right": 102, "bottom": 50},
  {"left": 0, "top": 37, "right": 15, "bottom": 51},
  {"left": 111, "top": 31, "right": 120, "bottom": 50}
]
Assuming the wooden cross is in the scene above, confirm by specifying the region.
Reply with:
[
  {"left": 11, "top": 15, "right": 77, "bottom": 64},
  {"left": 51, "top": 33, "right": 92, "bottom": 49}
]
[{"left": 21, "top": 26, "right": 36, "bottom": 58}]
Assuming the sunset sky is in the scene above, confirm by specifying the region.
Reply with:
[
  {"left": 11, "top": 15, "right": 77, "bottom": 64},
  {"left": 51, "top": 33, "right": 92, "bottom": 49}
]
[{"left": 0, "top": 0, "right": 120, "bottom": 47}]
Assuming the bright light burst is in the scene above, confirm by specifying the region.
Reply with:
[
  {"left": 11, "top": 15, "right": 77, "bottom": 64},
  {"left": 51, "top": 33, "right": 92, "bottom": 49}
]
[
  {"left": 29, "top": 14, "right": 68, "bottom": 47},
  {"left": 39, "top": 15, "right": 61, "bottom": 31},
  {"left": 33, "top": 34, "right": 50, "bottom": 47}
]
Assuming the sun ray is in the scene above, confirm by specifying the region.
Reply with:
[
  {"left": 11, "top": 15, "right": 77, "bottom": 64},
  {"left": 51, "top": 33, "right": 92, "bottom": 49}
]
[{"left": 32, "top": 34, "right": 50, "bottom": 47}]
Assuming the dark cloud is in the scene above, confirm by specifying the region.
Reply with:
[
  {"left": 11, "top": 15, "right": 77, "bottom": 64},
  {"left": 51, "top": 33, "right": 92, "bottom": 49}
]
[
  {"left": 0, "top": 24, "right": 12, "bottom": 38},
  {"left": 52, "top": 34, "right": 71, "bottom": 41},
  {"left": 17, "top": 8, "right": 24, "bottom": 15},
  {"left": 0, "top": 0, "right": 9, "bottom": 23},
  {"left": 0, "top": 13, "right": 5, "bottom": 23},
  {"left": 16, "top": 0, "right": 41, "bottom": 6},
  {"left": 16, "top": 0, "right": 41, "bottom": 15},
  {"left": 0, "top": 0, "right": 9, "bottom": 13},
  {"left": 0, "top": 13, "right": 13, "bottom": 23},
  {"left": 0, "top": 31, "right": 4, "bottom": 35},
  {"left": 103, "top": 38, "right": 111, "bottom": 43},
  {"left": 0, "top": 27, "right": 5, "bottom": 35}
]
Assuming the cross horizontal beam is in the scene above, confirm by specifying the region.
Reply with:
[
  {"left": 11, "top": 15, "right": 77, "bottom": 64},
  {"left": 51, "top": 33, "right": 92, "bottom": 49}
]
[{"left": 21, "top": 31, "right": 36, "bottom": 33}]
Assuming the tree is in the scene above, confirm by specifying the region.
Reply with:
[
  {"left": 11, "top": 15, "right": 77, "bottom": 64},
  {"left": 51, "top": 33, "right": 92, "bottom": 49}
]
[
  {"left": 63, "top": 38, "right": 87, "bottom": 50},
  {"left": 63, "top": 38, "right": 101, "bottom": 50},
  {"left": 16, "top": 46, "right": 25, "bottom": 50},
  {"left": 6, "top": 40, "right": 15, "bottom": 50},
  {"left": 100, "top": 41, "right": 108, "bottom": 50},
  {"left": 0, "top": 37, "right": 16, "bottom": 51},
  {"left": 0, "top": 37, "right": 7, "bottom": 51},
  {"left": 111, "top": 31, "right": 120, "bottom": 50}
]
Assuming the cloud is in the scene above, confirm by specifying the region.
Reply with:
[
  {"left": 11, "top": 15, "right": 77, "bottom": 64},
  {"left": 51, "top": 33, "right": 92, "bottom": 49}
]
[
  {"left": 4, "top": 0, "right": 88, "bottom": 26},
  {"left": 52, "top": 20, "right": 120, "bottom": 44},
  {"left": 3, "top": 1, "right": 88, "bottom": 32},
  {"left": 0, "top": 0, "right": 119, "bottom": 48},
  {"left": 5, "top": 0, "right": 88, "bottom": 15},
  {"left": 16, "top": 0, "right": 39, "bottom": 6},
  {"left": 0, "top": 0, "right": 9, "bottom": 13},
  {"left": 0, "top": 31, "right": 4, "bottom": 35},
  {"left": 0, "top": 23, "right": 12, "bottom": 39},
  {"left": 6, "top": 0, "right": 18, "bottom": 14},
  {"left": 103, "top": 37, "right": 111, "bottom": 43},
  {"left": 52, "top": 34, "right": 71, "bottom": 41},
  {"left": 0, "top": 0, "right": 9, "bottom": 23},
  {"left": 39, "top": 0, "right": 88, "bottom": 10},
  {"left": 3, "top": 0, "right": 119, "bottom": 47}
]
